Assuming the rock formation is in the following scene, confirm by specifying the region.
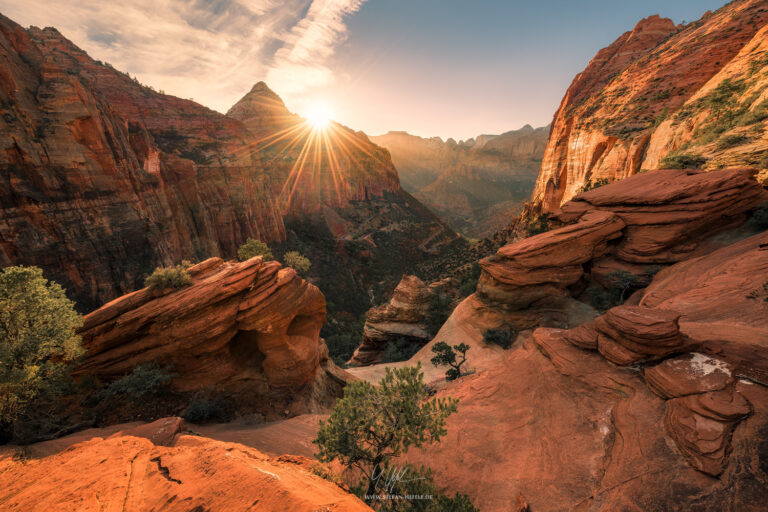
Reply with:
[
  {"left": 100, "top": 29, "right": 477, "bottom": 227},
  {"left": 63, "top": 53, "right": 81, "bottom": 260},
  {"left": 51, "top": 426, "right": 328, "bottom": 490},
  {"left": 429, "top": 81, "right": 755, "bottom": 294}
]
[
  {"left": 372, "top": 126, "right": 548, "bottom": 237},
  {"left": 532, "top": 1, "right": 768, "bottom": 212},
  {"left": 347, "top": 275, "right": 439, "bottom": 366},
  {"left": 345, "top": 164, "right": 768, "bottom": 509},
  {"left": 0, "top": 13, "right": 458, "bottom": 313},
  {"left": 404, "top": 228, "right": 768, "bottom": 511},
  {"left": 76, "top": 257, "right": 348, "bottom": 416},
  {"left": 0, "top": 417, "right": 371, "bottom": 512}
]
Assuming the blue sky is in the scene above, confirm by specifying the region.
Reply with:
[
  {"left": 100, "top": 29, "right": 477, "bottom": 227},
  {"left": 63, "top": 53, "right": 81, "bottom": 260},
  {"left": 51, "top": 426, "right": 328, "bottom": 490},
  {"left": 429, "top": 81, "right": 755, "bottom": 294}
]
[{"left": 0, "top": 0, "right": 727, "bottom": 139}]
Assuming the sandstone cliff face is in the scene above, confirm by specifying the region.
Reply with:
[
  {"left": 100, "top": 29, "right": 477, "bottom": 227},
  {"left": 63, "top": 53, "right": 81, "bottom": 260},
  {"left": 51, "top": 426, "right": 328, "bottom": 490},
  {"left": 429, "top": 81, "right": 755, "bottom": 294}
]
[
  {"left": 76, "top": 257, "right": 348, "bottom": 416},
  {"left": 372, "top": 126, "right": 548, "bottom": 237},
  {"left": 398, "top": 167, "right": 768, "bottom": 511},
  {"left": 533, "top": 1, "right": 768, "bottom": 212},
  {"left": 0, "top": 417, "right": 371, "bottom": 512},
  {"left": 0, "top": 14, "right": 457, "bottom": 313}
]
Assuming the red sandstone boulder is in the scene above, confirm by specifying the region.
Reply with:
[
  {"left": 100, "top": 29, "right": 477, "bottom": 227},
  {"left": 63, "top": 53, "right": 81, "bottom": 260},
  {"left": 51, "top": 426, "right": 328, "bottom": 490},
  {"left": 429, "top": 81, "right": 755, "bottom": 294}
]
[
  {"left": 594, "top": 305, "right": 686, "bottom": 365},
  {"left": 347, "top": 275, "right": 433, "bottom": 366},
  {"left": 664, "top": 386, "right": 752, "bottom": 476},
  {"left": 478, "top": 210, "right": 624, "bottom": 307},
  {"left": 76, "top": 257, "right": 348, "bottom": 414},
  {"left": 645, "top": 353, "right": 734, "bottom": 399}
]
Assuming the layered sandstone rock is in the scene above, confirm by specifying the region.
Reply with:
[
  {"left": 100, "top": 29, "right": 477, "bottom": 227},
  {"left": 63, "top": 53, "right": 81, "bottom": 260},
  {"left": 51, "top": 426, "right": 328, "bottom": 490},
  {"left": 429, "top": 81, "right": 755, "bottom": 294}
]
[
  {"left": 594, "top": 306, "right": 686, "bottom": 365},
  {"left": 347, "top": 275, "right": 433, "bottom": 366},
  {"left": 555, "top": 167, "right": 767, "bottom": 263},
  {"left": 532, "top": 1, "right": 768, "bottom": 211},
  {"left": 76, "top": 257, "right": 348, "bottom": 414},
  {"left": 0, "top": 418, "right": 370, "bottom": 512},
  {"left": 478, "top": 210, "right": 624, "bottom": 307}
]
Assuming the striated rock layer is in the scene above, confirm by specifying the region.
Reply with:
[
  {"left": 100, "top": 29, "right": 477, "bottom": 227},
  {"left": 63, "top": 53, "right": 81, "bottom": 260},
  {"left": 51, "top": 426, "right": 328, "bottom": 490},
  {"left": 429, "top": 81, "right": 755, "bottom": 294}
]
[
  {"left": 347, "top": 275, "right": 433, "bottom": 366},
  {"left": 407, "top": 229, "right": 768, "bottom": 510},
  {"left": 76, "top": 257, "right": 349, "bottom": 415},
  {"left": 532, "top": 1, "right": 768, "bottom": 212},
  {"left": 0, "top": 418, "right": 371, "bottom": 512},
  {"left": 352, "top": 163, "right": 768, "bottom": 510}
]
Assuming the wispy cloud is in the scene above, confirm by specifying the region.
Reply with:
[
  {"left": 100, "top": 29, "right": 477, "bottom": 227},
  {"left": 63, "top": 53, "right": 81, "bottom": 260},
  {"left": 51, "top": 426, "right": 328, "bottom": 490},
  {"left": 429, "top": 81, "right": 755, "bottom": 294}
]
[{"left": 0, "top": 0, "right": 367, "bottom": 114}]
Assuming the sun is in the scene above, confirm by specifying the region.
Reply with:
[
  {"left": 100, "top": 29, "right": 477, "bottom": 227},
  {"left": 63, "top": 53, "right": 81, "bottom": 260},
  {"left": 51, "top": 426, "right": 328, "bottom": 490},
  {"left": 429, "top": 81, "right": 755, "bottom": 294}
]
[{"left": 304, "top": 102, "right": 333, "bottom": 130}]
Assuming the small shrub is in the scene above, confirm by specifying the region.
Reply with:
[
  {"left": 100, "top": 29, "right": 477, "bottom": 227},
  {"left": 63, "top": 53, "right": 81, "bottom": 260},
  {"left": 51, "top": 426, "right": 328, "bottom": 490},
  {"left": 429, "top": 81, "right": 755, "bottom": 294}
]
[
  {"left": 660, "top": 153, "right": 706, "bottom": 169},
  {"left": 483, "top": 328, "right": 517, "bottom": 349},
  {"left": 525, "top": 213, "right": 551, "bottom": 237},
  {"left": 144, "top": 261, "right": 192, "bottom": 290},
  {"left": 283, "top": 251, "right": 311, "bottom": 274},
  {"left": 102, "top": 363, "right": 173, "bottom": 399},
  {"left": 314, "top": 365, "right": 458, "bottom": 499},
  {"left": 579, "top": 177, "right": 610, "bottom": 193},
  {"left": 717, "top": 134, "right": 748, "bottom": 149},
  {"left": 431, "top": 341, "right": 470, "bottom": 381},
  {"left": 457, "top": 262, "right": 481, "bottom": 297},
  {"left": 237, "top": 238, "right": 273, "bottom": 261},
  {"left": 182, "top": 397, "right": 231, "bottom": 423}
]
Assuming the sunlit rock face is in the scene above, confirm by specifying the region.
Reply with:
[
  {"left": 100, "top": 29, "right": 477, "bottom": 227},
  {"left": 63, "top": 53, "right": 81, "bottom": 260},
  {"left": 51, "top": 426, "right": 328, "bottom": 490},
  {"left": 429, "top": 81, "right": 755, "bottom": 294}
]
[
  {"left": 75, "top": 257, "right": 349, "bottom": 416},
  {"left": 0, "top": 418, "right": 372, "bottom": 512},
  {"left": 531, "top": 0, "right": 768, "bottom": 213},
  {"left": 0, "top": 13, "right": 458, "bottom": 312}
]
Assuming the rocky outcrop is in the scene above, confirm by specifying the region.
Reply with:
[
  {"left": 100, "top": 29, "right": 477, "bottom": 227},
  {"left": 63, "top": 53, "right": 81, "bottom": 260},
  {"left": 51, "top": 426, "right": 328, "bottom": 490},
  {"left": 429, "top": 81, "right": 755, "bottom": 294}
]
[
  {"left": 347, "top": 275, "right": 432, "bottom": 366},
  {"left": 532, "top": 1, "right": 768, "bottom": 212},
  {"left": 594, "top": 306, "right": 686, "bottom": 365},
  {"left": 0, "top": 418, "right": 371, "bottom": 512},
  {"left": 372, "top": 126, "right": 548, "bottom": 237},
  {"left": 0, "top": 13, "right": 458, "bottom": 313},
  {"left": 555, "top": 167, "right": 766, "bottom": 263},
  {"left": 374, "top": 164, "right": 768, "bottom": 509},
  {"left": 478, "top": 210, "right": 624, "bottom": 308},
  {"left": 76, "top": 257, "right": 348, "bottom": 415}
]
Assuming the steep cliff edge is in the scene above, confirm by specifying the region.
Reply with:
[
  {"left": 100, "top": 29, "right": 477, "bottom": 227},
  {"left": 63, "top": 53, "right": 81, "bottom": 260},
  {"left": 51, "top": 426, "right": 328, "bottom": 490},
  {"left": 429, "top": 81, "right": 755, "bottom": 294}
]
[{"left": 533, "top": 0, "right": 768, "bottom": 212}]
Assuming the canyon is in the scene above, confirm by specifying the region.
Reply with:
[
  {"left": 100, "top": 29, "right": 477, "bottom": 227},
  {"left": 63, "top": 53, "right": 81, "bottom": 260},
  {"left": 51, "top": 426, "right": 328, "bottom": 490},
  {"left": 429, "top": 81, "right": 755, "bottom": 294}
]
[
  {"left": 372, "top": 126, "right": 548, "bottom": 238},
  {"left": 0, "top": 13, "right": 458, "bottom": 315},
  {"left": 1, "top": 1, "right": 768, "bottom": 511}
]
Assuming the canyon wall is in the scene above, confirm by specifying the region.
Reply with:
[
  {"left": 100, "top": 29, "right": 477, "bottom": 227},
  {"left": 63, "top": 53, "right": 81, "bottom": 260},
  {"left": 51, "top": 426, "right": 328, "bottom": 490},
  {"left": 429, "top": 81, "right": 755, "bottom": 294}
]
[{"left": 533, "top": 0, "right": 768, "bottom": 212}]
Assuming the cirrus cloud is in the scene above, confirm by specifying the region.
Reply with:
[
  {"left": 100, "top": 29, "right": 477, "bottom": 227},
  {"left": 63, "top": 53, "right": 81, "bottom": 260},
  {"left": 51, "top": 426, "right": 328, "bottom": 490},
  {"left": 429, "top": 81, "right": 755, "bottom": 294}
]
[{"left": 0, "top": 0, "right": 367, "bottom": 114}]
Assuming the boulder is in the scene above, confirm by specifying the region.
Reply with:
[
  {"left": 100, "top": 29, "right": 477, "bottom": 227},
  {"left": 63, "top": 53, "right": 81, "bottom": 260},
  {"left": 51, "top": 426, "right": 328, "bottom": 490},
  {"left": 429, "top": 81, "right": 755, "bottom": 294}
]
[
  {"left": 594, "top": 305, "right": 686, "bottom": 365},
  {"left": 664, "top": 387, "right": 752, "bottom": 476},
  {"left": 76, "top": 257, "right": 348, "bottom": 415},
  {"left": 347, "top": 275, "right": 432, "bottom": 366},
  {"left": 644, "top": 353, "right": 734, "bottom": 399}
]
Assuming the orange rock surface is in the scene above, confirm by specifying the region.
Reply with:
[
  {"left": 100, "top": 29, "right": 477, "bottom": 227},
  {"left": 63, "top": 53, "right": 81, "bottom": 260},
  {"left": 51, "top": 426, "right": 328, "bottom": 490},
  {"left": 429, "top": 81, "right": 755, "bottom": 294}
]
[
  {"left": 76, "top": 257, "right": 348, "bottom": 414},
  {"left": 532, "top": 1, "right": 768, "bottom": 211},
  {"left": 0, "top": 418, "right": 371, "bottom": 512}
]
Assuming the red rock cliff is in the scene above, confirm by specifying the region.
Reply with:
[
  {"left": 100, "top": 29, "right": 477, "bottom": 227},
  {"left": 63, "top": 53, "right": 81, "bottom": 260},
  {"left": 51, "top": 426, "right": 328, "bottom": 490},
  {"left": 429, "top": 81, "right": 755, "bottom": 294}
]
[{"left": 533, "top": 0, "right": 768, "bottom": 211}]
